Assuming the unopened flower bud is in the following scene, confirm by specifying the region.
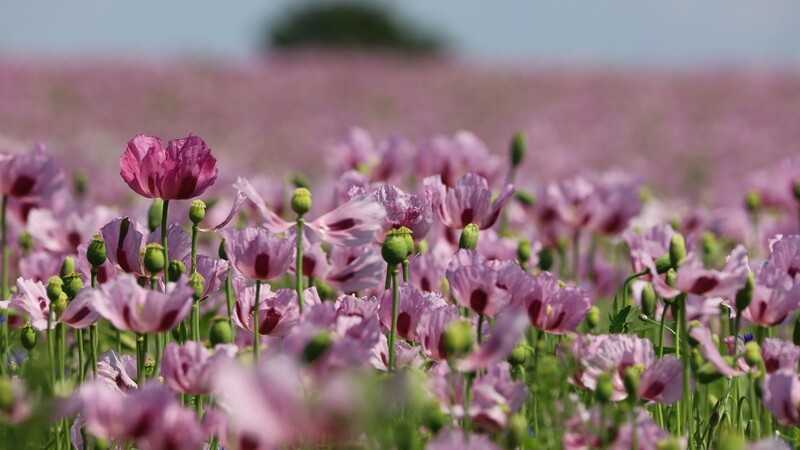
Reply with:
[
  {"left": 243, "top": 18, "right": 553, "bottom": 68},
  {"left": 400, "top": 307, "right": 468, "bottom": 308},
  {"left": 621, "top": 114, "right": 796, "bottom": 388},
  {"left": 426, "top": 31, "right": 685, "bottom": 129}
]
[
  {"left": 62, "top": 272, "right": 83, "bottom": 299},
  {"left": 46, "top": 276, "right": 64, "bottom": 303},
  {"left": 735, "top": 272, "right": 755, "bottom": 312},
  {"left": 291, "top": 187, "right": 312, "bottom": 217},
  {"left": 0, "top": 378, "right": 12, "bottom": 411},
  {"left": 744, "top": 342, "right": 762, "bottom": 367},
  {"left": 421, "top": 400, "right": 446, "bottom": 433},
  {"left": 143, "top": 243, "right": 166, "bottom": 275},
  {"left": 669, "top": 233, "right": 686, "bottom": 268},
  {"left": 302, "top": 331, "right": 332, "bottom": 363},
  {"left": 458, "top": 223, "right": 479, "bottom": 250},
  {"left": 382, "top": 230, "right": 410, "bottom": 266},
  {"left": 507, "top": 344, "right": 528, "bottom": 366},
  {"left": 586, "top": 306, "right": 600, "bottom": 329},
  {"left": 87, "top": 235, "right": 107, "bottom": 267},
  {"left": 59, "top": 256, "right": 75, "bottom": 278},
  {"left": 189, "top": 199, "right": 206, "bottom": 224},
  {"left": 396, "top": 226, "right": 414, "bottom": 257},
  {"left": 665, "top": 268, "right": 677, "bottom": 288},
  {"left": 515, "top": 190, "right": 535, "bottom": 207},
  {"left": 19, "top": 231, "right": 32, "bottom": 253},
  {"left": 539, "top": 248, "right": 554, "bottom": 271},
  {"left": 744, "top": 191, "right": 761, "bottom": 213},
  {"left": 52, "top": 292, "right": 68, "bottom": 318},
  {"left": 510, "top": 132, "right": 526, "bottom": 168},
  {"left": 793, "top": 312, "right": 800, "bottom": 346},
  {"left": 218, "top": 239, "right": 228, "bottom": 260},
  {"left": 21, "top": 323, "right": 37, "bottom": 351},
  {"left": 717, "top": 434, "right": 746, "bottom": 450},
  {"left": 595, "top": 372, "right": 614, "bottom": 403},
  {"left": 209, "top": 319, "right": 233, "bottom": 346},
  {"left": 657, "top": 437, "right": 682, "bottom": 450},
  {"left": 188, "top": 272, "right": 205, "bottom": 301},
  {"left": 517, "top": 239, "right": 531, "bottom": 263},
  {"left": 74, "top": 169, "right": 88, "bottom": 200},
  {"left": 148, "top": 199, "right": 164, "bottom": 232},
  {"left": 623, "top": 365, "right": 643, "bottom": 401},
  {"left": 442, "top": 320, "right": 473, "bottom": 357},
  {"left": 168, "top": 260, "right": 187, "bottom": 282},
  {"left": 641, "top": 283, "right": 656, "bottom": 317},
  {"left": 701, "top": 231, "right": 717, "bottom": 257},
  {"left": 654, "top": 253, "right": 672, "bottom": 274},
  {"left": 505, "top": 414, "right": 528, "bottom": 449},
  {"left": 290, "top": 173, "right": 311, "bottom": 189}
]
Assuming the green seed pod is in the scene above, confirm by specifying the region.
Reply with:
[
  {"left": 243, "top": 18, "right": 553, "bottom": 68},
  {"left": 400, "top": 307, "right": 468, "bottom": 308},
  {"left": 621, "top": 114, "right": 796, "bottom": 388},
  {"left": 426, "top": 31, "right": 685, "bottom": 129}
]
[
  {"left": 744, "top": 342, "right": 762, "bottom": 367},
  {"left": 656, "top": 437, "right": 683, "bottom": 450},
  {"left": 46, "top": 276, "right": 64, "bottom": 303},
  {"left": 623, "top": 365, "right": 642, "bottom": 401},
  {"left": 0, "top": 378, "right": 12, "bottom": 411},
  {"left": 794, "top": 180, "right": 800, "bottom": 202},
  {"left": 59, "top": 256, "right": 75, "bottom": 278},
  {"left": 143, "top": 243, "right": 166, "bottom": 275},
  {"left": 52, "top": 292, "right": 68, "bottom": 318},
  {"left": 189, "top": 199, "right": 206, "bottom": 225},
  {"left": 595, "top": 372, "right": 614, "bottom": 403},
  {"left": 509, "top": 132, "right": 526, "bottom": 168},
  {"left": 507, "top": 344, "right": 528, "bottom": 366},
  {"left": 538, "top": 247, "right": 554, "bottom": 271},
  {"left": 735, "top": 272, "right": 755, "bottom": 312},
  {"left": 717, "top": 434, "right": 746, "bottom": 450},
  {"left": 382, "top": 230, "right": 410, "bottom": 266},
  {"left": 442, "top": 320, "right": 473, "bottom": 357},
  {"left": 290, "top": 173, "right": 311, "bottom": 189},
  {"left": 654, "top": 253, "right": 672, "bottom": 274},
  {"left": 148, "top": 198, "right": 164, "bottom": 232},
  {"left": 61, "top": 272, "right": 84, "bottom": 299},
  {"left": 458, "top": 223, "right": 479, "bottom": 250},
  {"left": 209, "top": 319, "right": 233, "bottom": 346},
  {"left": 744, "top": 191, "right": 761, "bottom": 213},
  {"left": 87, "top": 235, "right": 107, "bottom": 267},
  {"left": 73, "top": 169, "right": 88, "bottom": 200},
  {"left": 395, "top": 227, "right": 414, "bottom": 257},
  {"left": 19, "top": 231, "right": 33, "bottom": 253},
  {"left": 515, "top": 190, "right": 535, "bottom": 207},
  {"left": 168, "top": 260, "right": 187, "bottom": 282},
  {"left": 218, "top": 239, "right": 228, "bottom": 260},
  {"left": 665, "top": 268, "right": 677, "bottom": 288},
  {"left": 586, "top": 306, "right": 600, "bottom": 329},
  {"left": 640, "top": 283, "right": 656, "bottom": 317},
  {"left": 669, "top": 233, "right": 686, "bottom": 268},
  {"left": 421, "top": 400, "right": 446, "bottom": 433},
  {"left": 505, "top": 414, "right": 528, "bottom": 449},
  {"left": 291, "top": 187, "right": 312, "bottom": 217},
  {"left": 517, "top": 238, "right": 531, "bottom": 263},
  {"left": 188, "top": 272, "right": 205, "bottom": 300},
  {"left": 793, "top": 312, "right": 800, "bottom": 346},
  {"left": 700, "top": 231, "right": 717, "bottom": 258},
  {"left": 302, "top": 331, "right": 332, "bottom": 364},
  {"left": 20, "top": 323, "right": 37, "bottom": 351}
]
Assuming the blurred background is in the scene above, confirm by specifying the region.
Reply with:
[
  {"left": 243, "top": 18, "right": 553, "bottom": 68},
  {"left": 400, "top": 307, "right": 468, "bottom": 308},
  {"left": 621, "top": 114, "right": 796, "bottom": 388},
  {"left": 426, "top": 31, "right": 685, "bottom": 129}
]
[{"left": 1, "top": 0, "right": 800, "bottom": 203}]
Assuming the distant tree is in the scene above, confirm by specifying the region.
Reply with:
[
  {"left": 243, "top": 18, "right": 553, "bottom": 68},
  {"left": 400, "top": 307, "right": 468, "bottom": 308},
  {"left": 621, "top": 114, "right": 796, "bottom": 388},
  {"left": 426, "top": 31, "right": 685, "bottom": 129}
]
[{"left": 263, "top": 2, "right": 444, "bottom": 55}]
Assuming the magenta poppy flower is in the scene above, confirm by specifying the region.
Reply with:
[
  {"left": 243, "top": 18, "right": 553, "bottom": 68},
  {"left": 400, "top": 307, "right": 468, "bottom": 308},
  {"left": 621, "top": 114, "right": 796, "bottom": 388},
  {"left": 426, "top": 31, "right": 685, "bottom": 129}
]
[
  {"left": 373, "top": 184, "right": 434, "bottom": 242},
  {"left": 93, "top": 274, "right": 195, "bottom": 333},
  {"left": 519, "top": 272, "right": 592, "bottom": 334},
  {"left": 378, "top": 282, "right": 445, "bottom": 342},
  {"left": 221, "top": 227, "right": 294, "bottom": 281},
  {"left": 761, "top": 370, "right": 800, "bottom": 426},
  {"left": 426, "top": 172, "right": 514, "bottom": 230},
  {"left": 417, "top": 305, "right": 463, "bottom": 362},
  {"left": 95, "top": 350, "right": 137, "bottom": 393},
  {"left": 100, "top": 217, "right": 190, "bottom": 276},
  {"left": 761, "top": 338, "right": 800, "bottom": 373},
  {"left": 161, "top": 341, "right": 237, "bottom": 395},
  {"left": 120, "top": 134, "right": 217, "bottom": 200},
  {"left": 446, "top": 250, "right": 511, "bottom": 317},
  {"left": 742, "top": 265, "right": 800, "bottom": 326},
  {"left": 0, "top": 146, "right": 64, "bottom": 201}
]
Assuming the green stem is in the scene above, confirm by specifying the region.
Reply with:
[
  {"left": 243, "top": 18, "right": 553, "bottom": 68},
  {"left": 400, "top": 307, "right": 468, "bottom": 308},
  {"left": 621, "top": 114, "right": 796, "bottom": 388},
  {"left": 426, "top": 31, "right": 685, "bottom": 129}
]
[
  {"left": 623, "top": 270, "right": 648, "bottom": 309},
  {"left": 89, "top": 324, "right": 98, "bottom": 377},
  {"left": 193, "top": 301, "right": 200, "bottom": 342},
  {"left": 477, "top": 315, "right": 485, "bottom": 344},
  {"left": 571, "top": 229, "right": 581, "bottom": 280},
  {"left": 657, "top": 303, "right": 670, "bottom": 358},
  {"left": 76, "top": 329, "right": 84, "bottom": 384},
  {"left": 402, "top": 260, "right": 409, "bottom": 283},
  {"left": 388, "top": 265, "right": 399, "bottom": 372},
  {"left": 136, "top": 333, "right": 145, "bottom": 385},
  {"left": 678, "top": 295, "right": 694, "bottom": 448},
  {"left": 46, "top": 310, "right": 54, "bottom": 385},
  {"left": 191, "top": 224, "right": 198, "bottom": 274},
  {"left": 253, "top": 280, "right": 261, "bottom": 363},
  {"left": 0, "top": 195, "right": 8, "bottom": 375},
  {"left": 224, "top": 267, "right": 234, "bottom": 332},
  {"left": 296, "top": 218, "right": 305, "bottom": 313},
  {"left": 161, "top": 199, "right": 170, "bottom": 283}
]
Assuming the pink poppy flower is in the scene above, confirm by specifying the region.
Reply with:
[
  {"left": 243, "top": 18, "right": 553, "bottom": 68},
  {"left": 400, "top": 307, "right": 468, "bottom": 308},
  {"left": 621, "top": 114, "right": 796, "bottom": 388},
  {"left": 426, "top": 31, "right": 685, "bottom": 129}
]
[
  {"left": 26, "top": 205, "right": 113, "bottom": 255},
  {"left": 688, "top": 324, "right": 741, "bottom": 377},
  {"left": 564, "top": 404, "right": 671, "bottom": 450},
  {"left": 161, "top": 341, "right": 237, "bottom": 395},
  {"left": 426, "top": 172, "right": 514, "bottom": 230},
  {"left": 119, "top": 134, "right": 217, "bottom": 200},
  {"left": 290, "top": 235, "right": 331, "bottom": 280},
  {"left": 189, "top": 255, "right": 229, "bottom": 300},
  {"left": 675, "top": 245, "right": 750, "bottom": 297},
  {"left": 326, "top": 244, "right": 384, "bottom": 293},
  {"left": 469, "top": 363, "right": 529, "bottom": 432},
  {"left": 761, "top": 370, "right": 800, "bottom": 426},
  {"left": 408, "top": 242, "right": 449, "bottom": 293},
  {"left": 0, "top": 146, "right": 64, "bottom": 201},
  {"left": 101, "top": 217, "right": 191, "bottom": 276},
  {"left": 220, "top": 177, "right": 386, "bottom": 248},
  {"left": 378, "top": 282, "right": 445, "bottom": 342},
  {"left": 768, "top": 234, "right": 800, "bottom": 278},
  {"left": 370, "top": 335, "right": 423, "bottom": 371},
  {"left": 427, "top": 428, "right": 501, "bottom": 450},
  {"left": 232, "top": 279, "right": 318, "bottom": 336},
  {"left": 457, "top": 309, "right": 529, "bottom": 372},
  {"left": 95, "top": 350, "right": 137, "bottom": 393},
  {"left": 417, "top": 305, "right": 463, "bottom": 362},
  {"left": 518, "top": 272, "right": 591, "bottom": 334},
  {"left": 0, "top": 377, "right": 31, "bottom": 424},
  {"left": 742, "top": 264, "right": 800, "bottom": 326},
  {"left": 373, "top": 184, "right": 434, "bottom": 242},
  {"left": 19, "top": 251, "right": 62, "bottom": 283},
  {"left": 446, "top": 250, "right": 511, "bottom": 317},
  {"left": 221, "top": 227, "right": 294, "bottom": 281},
  {"left": 761, "top": 338, "right": 800, "bottom": 373},
  {"left": 415, "top": 131, "right": 504, "bottom": 186},
  {"left": 624, "top": 224, "right": 674, "bottom": 273},
  {"left": 8, "top": 277, "right": 51, "bottom": 331},
  {"left": 93, "top": 274, "right": 195, "bottom": 333},
  {"left": 60, "top": 286, "right": 101, "bottom": 329}
]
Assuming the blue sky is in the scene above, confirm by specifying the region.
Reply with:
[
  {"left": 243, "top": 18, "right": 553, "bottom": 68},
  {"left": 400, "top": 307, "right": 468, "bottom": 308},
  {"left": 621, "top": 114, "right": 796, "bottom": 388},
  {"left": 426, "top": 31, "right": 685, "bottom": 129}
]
[{"left": 2, "top": 0, "right": 799, "bottom": 67}]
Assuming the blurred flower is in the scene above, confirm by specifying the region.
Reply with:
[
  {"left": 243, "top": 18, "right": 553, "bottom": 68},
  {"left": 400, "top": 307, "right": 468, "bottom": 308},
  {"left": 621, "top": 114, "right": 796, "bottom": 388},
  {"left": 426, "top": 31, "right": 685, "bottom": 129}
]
[
  {"left": 221, "top": 227, "right": 294, "bottom": 281},
  {"left": 426, "top": 172, "right": 514, "bottom": 230},
  {"left": 0, "top": 146, "right": 64, "bottom": 201}
]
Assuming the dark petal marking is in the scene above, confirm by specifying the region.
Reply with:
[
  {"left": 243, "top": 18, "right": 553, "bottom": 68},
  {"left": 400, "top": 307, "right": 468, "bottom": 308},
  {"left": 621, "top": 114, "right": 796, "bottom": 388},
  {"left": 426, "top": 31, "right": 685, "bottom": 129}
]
[
  {"left": 175, "top": 174, "right": 198, "bottom": 199},
  {"left": 689, "top": 276, "right": 718, "bottom": 295},
  {"left": 157, "top": 309, "right": 180, "bottom": 331},
  {"left": 437, "top": 333, "right": 449, "bottom": 359},
  {"left": 397, "top": 312, "right": 411, "bottom": 339},
  {"left": 460, "top": 208, "right": 474, "bottom": 226},
  {"left": 64, "top": 306, "right": 91, "bottom": 324},
  {"left": 259, "top": 308, "right": 282, "bottom": 335},
  {"left": 302, "top": 255, "right": 316, "bottom": 277},
  {"left": 327, "top": 218, "right": 357, "bottom": 231},
  {"left": 527, "top": 299, "right": 543, "bottom": 325},
  {"left": 67, "top": 232, "right": 81, "bottom": 251},
  {"left": 549, "top": 311, "right": 567, "bottom": 330},
  {"left": 254, "top": 253, "right": 271, "bottom": 279},
  {"left": 641, "top": 381, "right": 665, "bottom": 399},
  {"left": 10, "top": 175, "right": 35, "bottom": 197},
  {"left": 469, "top": 289, "right": 488, "bottom": 314}
]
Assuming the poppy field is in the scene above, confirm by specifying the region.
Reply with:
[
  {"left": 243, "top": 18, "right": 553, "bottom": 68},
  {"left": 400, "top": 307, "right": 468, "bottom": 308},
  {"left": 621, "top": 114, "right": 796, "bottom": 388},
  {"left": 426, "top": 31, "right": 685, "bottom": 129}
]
[{"left": 1, "top": 57, "right": 800, "bottom": 450}]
